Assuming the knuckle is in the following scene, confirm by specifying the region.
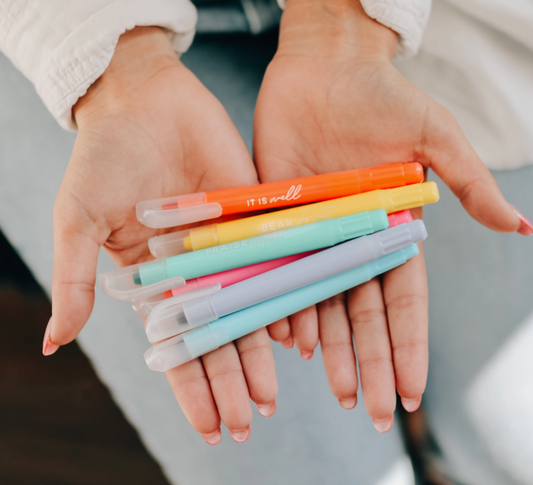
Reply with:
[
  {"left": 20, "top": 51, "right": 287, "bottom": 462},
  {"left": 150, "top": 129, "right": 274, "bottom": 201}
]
[
  {"left": 237, "top": 341, "right": 272, "bottom": 358},
  {"left": 386, "top": 293, "right": 426, "bottom": 313},
  {"left": 350, "top": 307, "right": 387, "bottom": 325},
  {"left": 207, "top": 368, "right": 244, "bottom": 386},
  {"left": 318, "top": 293, "right": 346, "bottom": 310}
]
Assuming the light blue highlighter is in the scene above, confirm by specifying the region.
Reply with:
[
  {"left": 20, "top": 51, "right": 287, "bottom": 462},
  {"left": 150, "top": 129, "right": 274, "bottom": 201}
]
[{"left": 144, "top": 244, "right": 419, "bottom": 372}]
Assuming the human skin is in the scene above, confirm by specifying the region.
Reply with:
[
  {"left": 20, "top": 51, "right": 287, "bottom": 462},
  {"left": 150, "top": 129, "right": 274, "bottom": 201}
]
[
  {"left": 254, "top": 0, "right": 531, "bottom": 432},
  {"left": 42, "top": 27, "right": 278, "bottom": 445},
  {"left": 42, "top": 5, "right": 533, "bottom": 443}
]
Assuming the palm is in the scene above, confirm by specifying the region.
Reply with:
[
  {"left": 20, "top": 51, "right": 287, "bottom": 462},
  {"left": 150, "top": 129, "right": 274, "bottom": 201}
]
[
  {"left": 254, "top": 56, "right": 434, "bottom": 179},
  {"left": 60, "top": 63, "right": 257, "bottom": 269}
]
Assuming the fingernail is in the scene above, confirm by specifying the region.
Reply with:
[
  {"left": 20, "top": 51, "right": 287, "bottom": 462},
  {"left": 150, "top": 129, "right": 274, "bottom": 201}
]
[
  {"left": 401, "top": 396, "right": 422, "bottom": 412},
  {"left": 339, "top": 396, "right": 357, "bottom": 410},
  {"left": 42, "top": 317, "right": 60, "bottom": 356},
  {"left": 202, "top": 429, "right": 221, "bottom": 446},
  {"left": 300, "top": 350, "right": 313, "bottom": 360},
  {"left": 511, "top": 205, "right": 533, "bottom": 236},
  {"left": 282, "top": 335, "right": 294, "bottom": 349},
  {"left": 372, "top": 415, "right": 394, "bottom": 433},
  {"left": 229, "top": 425, "right": 251, "bottom": 443},
  {"left": 257, "top": 400, "right": 277, "bottom": 418}
]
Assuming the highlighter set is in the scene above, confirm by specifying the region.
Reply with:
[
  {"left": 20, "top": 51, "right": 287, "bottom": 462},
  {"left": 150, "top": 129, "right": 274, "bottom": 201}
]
[{"left": 98, "top": 162, "right": 440, "bottom": 372}]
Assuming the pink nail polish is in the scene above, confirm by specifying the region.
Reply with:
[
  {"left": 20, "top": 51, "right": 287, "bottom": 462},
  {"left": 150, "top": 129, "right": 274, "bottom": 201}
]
[
  {"left": 282, "top": 336, "right": 294, "bottom": 349},
  {"left": 42, "top": 318, "right": 60, "bottom": 356},
  {"left": 229, "top": 425, "right": 251, "bottom": 443},
  {"left": 372, "top": 415, "right": 394, "bottom": 433},
  {"left": 338, "top": 396, "right": 357, "bottom": 410},
  {"left": 511, "top": 206, "right": 533, "bottom": 236},
  {"left": 401, "top": 396, "right": 422, "bottom": 413},
  {"left": 202, "top": 429, "right": 222, "bottom": 446},
  {"left": 300, "top": 350, "right": 314, "bottom": 360},
  {"left": 257, "top": 400, "right": 277, "bottom": 418}
]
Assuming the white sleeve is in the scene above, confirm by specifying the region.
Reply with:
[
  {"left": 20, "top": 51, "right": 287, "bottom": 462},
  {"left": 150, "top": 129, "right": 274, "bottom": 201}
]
[
  {"left": 0, "top": 0, "right": 198, "bottom": 131},
  {"left": 276, "top": 0, "right": 431, "bottom": 59}
]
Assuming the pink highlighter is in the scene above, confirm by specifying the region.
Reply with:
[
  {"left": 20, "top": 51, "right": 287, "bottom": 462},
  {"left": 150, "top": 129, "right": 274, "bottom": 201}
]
[{"left": 131, "top": 210, "right": 413, "bottom": 318}]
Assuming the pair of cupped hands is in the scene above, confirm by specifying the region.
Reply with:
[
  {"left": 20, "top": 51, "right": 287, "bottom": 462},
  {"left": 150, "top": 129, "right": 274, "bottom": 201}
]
[{"left": 43, "top": 0, "right": 529, "bottom": 445}]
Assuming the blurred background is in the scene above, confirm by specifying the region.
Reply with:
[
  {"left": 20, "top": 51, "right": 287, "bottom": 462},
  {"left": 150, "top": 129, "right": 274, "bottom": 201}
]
[{"left": 0, "top": 229, "right": 171, "bottom": 484}]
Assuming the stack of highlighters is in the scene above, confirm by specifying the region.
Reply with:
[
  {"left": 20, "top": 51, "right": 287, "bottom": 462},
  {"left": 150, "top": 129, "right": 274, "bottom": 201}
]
[{"left": 99, "top": 162, "right": 439, "bottom": 372}]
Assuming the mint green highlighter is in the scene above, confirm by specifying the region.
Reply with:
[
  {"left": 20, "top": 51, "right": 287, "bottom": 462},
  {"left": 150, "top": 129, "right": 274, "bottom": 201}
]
[
  {"left": 137, "top": 210, "right": 388, "bottom": 285},
  {"left": 99, "top": 210, "right": 389, "bottom": 300},
  {"left": 144, "top": 244, "right": 419, "bottom": 372}
]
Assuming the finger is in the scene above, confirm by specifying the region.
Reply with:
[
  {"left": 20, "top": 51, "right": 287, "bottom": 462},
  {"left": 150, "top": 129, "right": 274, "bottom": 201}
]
[
  {"left": 46, "top": 196, "right": 106, "bottom": 355},
  {"left": 422, "top": 104, "right": 522, "bottom": 233},
  {"left": 235, "top": 328, "right": 278, "bottom": 418},
  {"left": 382, "top": 242, "right": 428, "bottom": 413},
  {"left": 165, "top": 359, "right": 222, "bottom": 445},
  {"left": 347, "top": 278, "right": 396, "bottom": 432},
  {"left": 267, "top": 317, "right": 293, "bottom": 348},
  {"left": 202, "top": 343, "right": 253, "bottom": 443},
  {"left": 289, "top": 305, "right": 319, "bottom": 360},
  {"left": 317, "top": 293, "right": 358, "bottom": 410}
]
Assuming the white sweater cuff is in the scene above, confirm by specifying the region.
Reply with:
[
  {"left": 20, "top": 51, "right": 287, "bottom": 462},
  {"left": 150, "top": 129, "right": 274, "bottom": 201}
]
[
  {"left": 276, "top": 0, "right": 431, "bottom": 59},
  {"left": 0, "top": 0, "right": 197, "bottom": 131},
  {"left": 360, "top": 0, "right": 431, "bottom": 58}
]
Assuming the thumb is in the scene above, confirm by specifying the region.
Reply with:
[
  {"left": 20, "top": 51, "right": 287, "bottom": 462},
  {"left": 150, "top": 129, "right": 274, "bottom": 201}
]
[
  {"left": 43, "top": 199, "right": 103, "bottom": 356},
  {"left": 421, "top": 105, "right": 531, "bottom": 235}
]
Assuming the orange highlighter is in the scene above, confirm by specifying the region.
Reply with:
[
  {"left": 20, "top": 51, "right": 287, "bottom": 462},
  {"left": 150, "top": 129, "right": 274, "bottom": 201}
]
[{"left": 136, "top": 162, "right": 424, "bottom": 228}]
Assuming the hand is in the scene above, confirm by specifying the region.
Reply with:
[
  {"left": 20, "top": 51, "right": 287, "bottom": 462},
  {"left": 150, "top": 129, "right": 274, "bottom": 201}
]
[
  {"left": 44, "top": 27, "right": 278, "bottom": 444},
  {"left": 254, "top": 0, "right": 528, "bottom": 431}
]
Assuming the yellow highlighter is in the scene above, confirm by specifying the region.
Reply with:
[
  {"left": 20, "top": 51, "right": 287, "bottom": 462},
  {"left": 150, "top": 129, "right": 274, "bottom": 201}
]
[{"left": 148, "top": 182, "right": 439, "bottom": 258}]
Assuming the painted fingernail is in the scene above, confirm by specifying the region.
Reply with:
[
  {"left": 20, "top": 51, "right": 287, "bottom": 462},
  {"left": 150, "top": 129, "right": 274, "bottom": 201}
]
[
  {"left": 372, "top": 415, "right": 394, "bottom": 433},
  {"left": 401, "top": 396, "right": 422, "bottom": 412},
  {"left": 300, "top": 350, "right": 314, "bottom": 360},
  {"left": 202, "top": 429, "right": 221, "bottom": 446},
  {"left": 42, "top": 317, "right": 60, "bottom": 356},
  {"left": 257, "top": 400, "right": 277, "bottom": 418},
  {"left": 282, "top": 335, "right": 294, "bottom": 349},
  {"left": 338, "top": 396, "right": 357, "bottom": 410},
  {"left": 229, "top": 425, "right": 251, "bottom": 443},
  {"left": 511, "top": 205, "right": 533, "bottom": 236}
]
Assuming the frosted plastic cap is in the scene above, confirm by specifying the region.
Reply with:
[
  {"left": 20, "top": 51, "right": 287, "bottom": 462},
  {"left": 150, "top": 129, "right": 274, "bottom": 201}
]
[
  {"left": 148, "top": 223, "right": 220, "bottom": 258},
  {"left": 98, "top": 262, "right": 185, "bottom": 301},
  {"left": 144, "top": 325, "right": 222, "bottom": 371},
  {"left": 148, "top": 228, "right": 193, "bottom": 258},
  {"left": 145, "top": 284, "right": 221, "bottom": 342},
  {"left": 144, "top": 334, "right": 192, "bottom": 372},
  {"left": 136, "top": 193, "right": 222, "bottom": 229},
  {"left": 132, "top": 298, "right": 163, "bottom": 318}
]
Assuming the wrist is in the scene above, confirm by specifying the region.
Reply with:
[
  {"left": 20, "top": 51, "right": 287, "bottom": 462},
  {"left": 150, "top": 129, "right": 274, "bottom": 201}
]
[
  {"left": 279, "top": 0, "right": 398, "bottom": 61},
  {"left": 74, "top": 27, "right": 180, "bottom": 125}
]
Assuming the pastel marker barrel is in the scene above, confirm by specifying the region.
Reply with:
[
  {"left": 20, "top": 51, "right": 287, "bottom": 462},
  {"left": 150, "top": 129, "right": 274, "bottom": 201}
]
[
  {"left": 148, "top": 182, "right": 438, "bottom": 258},
  {"left": 145, "top": 220, "right": 427, "bottom": 342},
  {"left": 144, "top": 245, "right": 420, "bottom": 371},
  {"left": 99, "top": 210, "right": 389, "bottom": 301},
  {"left": 136, "top": 162, "right": 424, "bottom": 228},
  {"left": 130, "top": 210, "right": 414, "bottom": 316}
]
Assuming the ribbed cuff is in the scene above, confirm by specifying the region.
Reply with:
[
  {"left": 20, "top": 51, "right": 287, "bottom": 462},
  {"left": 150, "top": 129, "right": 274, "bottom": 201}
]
[{"left": 37, "top": 0, "right": 197, "bottom": 131}]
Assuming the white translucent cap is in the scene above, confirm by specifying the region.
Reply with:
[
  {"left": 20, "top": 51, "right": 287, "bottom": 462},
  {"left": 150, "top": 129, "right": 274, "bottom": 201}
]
[
  {"left": 144, "top": 325, "right": 222, "bottom": 372},
  {"left": 136, "top": 193, "right": 223, "bottom": 229},
  {"left": 132, "top": 298, "right": 163, "bottom": 318},
  {"left": 145, "top": 284, "right": 221, "bottom": 342},
  {"left": 99, "top": 263, "right": 185, "bottom": 301},
  {"left": 144, "top": 334, "right": 191, "bottom": 372},
  {"left": 148, "top": 228, "right": 194, "bottom": 258}
]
